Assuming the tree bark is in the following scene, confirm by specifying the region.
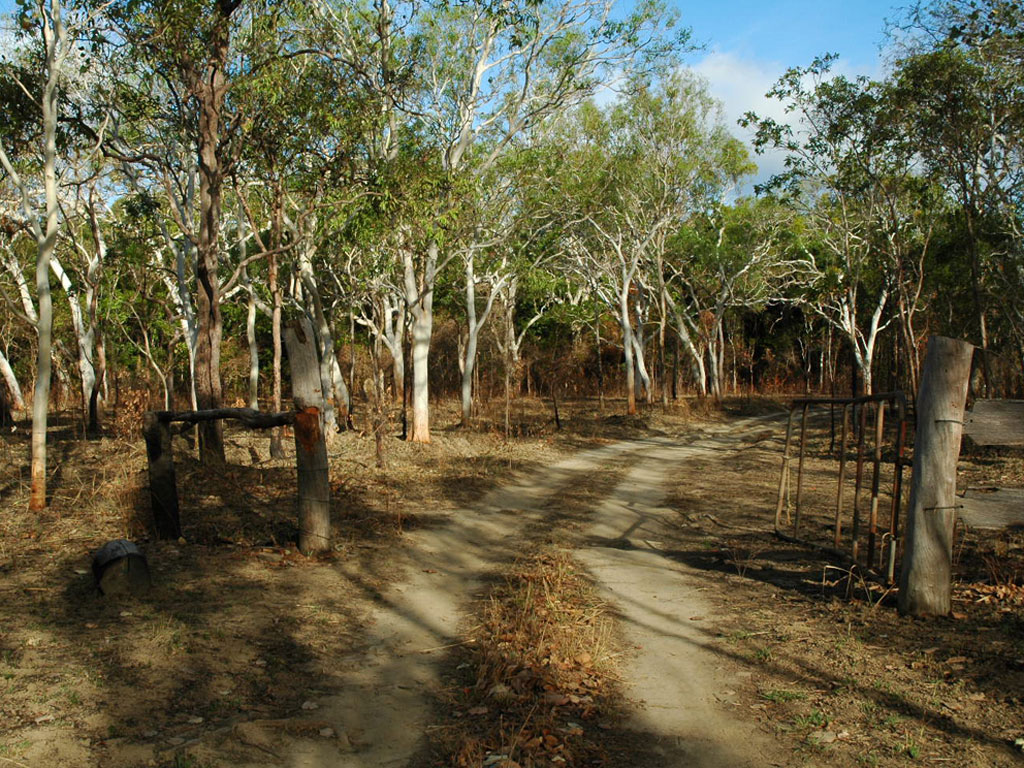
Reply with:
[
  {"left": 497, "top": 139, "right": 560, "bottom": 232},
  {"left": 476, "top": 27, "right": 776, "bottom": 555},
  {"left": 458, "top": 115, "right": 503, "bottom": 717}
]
[
  {"left": 898, "top": 336, "right": 974, "bottom": 617},
  {"left": 188, "top": 5, "right": 236, "bottom": 465},
  {"left": 0, "top": 349, "right": 25, "bottom": 411},
  {"left": 404, "top": 239, "right": 436, "bottom": 443},
  {"left": 285, "top": 320, "right": 331, "bottom": 555},
  {"left": 28, "top": 3, "right": 63, "bottom": 511}
]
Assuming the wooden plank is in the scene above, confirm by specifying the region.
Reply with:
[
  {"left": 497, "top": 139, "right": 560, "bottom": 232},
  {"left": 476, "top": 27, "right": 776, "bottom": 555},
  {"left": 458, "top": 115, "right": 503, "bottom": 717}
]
[
  {"left": 963, "top": 399, "right": 1024, "bottom": 446},
  {"left": 158, "top": 407, "right": 294, "bottom": 430},
  {"left": 960, "top": 488, "right": 1024, "bottom": 530}
]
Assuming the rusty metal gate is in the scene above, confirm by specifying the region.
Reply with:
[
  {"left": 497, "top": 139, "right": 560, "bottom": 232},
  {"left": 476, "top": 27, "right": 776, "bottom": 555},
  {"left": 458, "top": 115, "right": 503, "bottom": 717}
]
[{"left": 775, "top": 392, "right": 909, "bottom": 582}]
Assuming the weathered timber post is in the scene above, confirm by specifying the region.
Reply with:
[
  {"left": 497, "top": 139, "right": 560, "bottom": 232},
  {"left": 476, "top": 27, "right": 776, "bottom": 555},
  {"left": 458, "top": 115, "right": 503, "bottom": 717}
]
[
  {"left": 142, "top": 411, "right": 181, "bottom": 539},
  {"left": 285, "top": 318, "right": 331, "bottom": 554},
  {"left": 293, "top": 406, "right": 331, "bottom": 554},
  {"left": 898, "top": 336, "right": 973, "bottom": 617}
]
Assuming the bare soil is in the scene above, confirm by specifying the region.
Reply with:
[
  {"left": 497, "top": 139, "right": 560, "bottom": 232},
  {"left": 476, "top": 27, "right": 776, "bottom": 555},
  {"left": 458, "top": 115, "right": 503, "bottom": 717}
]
[
  {"left": 660, "top": 400, "right": 1024, "bottom": 767},
  {"left": 1, "top": 395, "right": 1022, "bottom": 768}
]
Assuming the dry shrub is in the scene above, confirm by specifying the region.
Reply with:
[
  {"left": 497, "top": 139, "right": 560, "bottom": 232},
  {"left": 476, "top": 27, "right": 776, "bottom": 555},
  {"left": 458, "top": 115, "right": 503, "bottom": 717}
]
[
  {"left": 112, "top": 389, "right": 151, "bottom": 438},
  {"left": 438, "top": 549, "right": 621, "bottom": 768}
]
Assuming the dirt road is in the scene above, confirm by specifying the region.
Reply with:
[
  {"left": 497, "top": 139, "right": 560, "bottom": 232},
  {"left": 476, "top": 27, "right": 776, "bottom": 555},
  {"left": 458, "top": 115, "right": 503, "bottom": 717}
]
[{"left": 189, "top": 416, "right": 793, "bottom": 767}]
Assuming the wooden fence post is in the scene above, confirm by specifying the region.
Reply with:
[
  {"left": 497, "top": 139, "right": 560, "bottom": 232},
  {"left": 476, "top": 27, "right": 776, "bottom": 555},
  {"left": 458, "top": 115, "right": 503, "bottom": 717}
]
[
  {"left": 293, "top": 406, "right": 331, "bottom": 554},
  {"left": 898, "top": 336, "right": 973, "bottom": 617},
  {"left": 285, "top": 318, "right": 331, "bottom": 555},
  {"left": 142, "top": 411, "right": 181, "bottom": 539}
]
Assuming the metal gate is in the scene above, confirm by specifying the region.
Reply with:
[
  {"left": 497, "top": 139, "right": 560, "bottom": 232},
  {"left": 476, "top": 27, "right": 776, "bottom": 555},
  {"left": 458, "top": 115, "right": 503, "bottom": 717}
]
[{"left": 775, "top": 392, "right": 909, "bottom": 582}]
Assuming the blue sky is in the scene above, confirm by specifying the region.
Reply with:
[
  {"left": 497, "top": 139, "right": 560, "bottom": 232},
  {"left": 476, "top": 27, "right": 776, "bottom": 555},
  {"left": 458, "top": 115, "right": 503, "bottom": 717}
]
[{"left": 679, "top": 0, "right": 903, "bottom": 190}]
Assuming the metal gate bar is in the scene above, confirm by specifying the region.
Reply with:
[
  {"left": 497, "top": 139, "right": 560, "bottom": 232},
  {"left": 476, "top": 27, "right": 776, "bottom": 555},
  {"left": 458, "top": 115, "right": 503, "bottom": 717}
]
[{"left": 775, "top": 392, "right": 908, "bottom": 581}]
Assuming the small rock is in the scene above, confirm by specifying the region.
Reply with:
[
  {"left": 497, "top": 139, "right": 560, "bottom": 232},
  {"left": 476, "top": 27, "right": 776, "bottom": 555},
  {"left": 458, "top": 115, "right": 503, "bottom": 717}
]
[
  {"left": 319, "top": 728, "right": 334, "bottom": 738},
  {"left": 489, "top": 683, "right": 511, "bottom": 700},
  {"left": 301, "top": 700, "right": 319, "bottom": 710},
  {"left": 34, "top": 714, "right": 55, "bottom": 724},
  {"left": 809, "top": 731, "right": 837, "bottom": 745},
  {"left": 142, "top": 730, "right": 158, "bottom": 738},
  {"left": 120, "top": 611, "right": 133, "bottom": 618},
  {"left": 167, "top": 737, "right": 185, "bottom": 746},
  {"left": 187, "top": 716, "right": 204, "bottom": 724}
]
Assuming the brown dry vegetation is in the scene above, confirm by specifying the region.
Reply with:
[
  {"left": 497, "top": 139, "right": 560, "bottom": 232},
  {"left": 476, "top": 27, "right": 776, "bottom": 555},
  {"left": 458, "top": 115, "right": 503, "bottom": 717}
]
[
  {"left": 0, "top": 396, "right": 698, "bottom": 767},
  {"left": 662, "top": 400, "right": 1024, "bottom": 767},
  {"left": 2, "top": 395, "right": 1023, "bottom": 768}
]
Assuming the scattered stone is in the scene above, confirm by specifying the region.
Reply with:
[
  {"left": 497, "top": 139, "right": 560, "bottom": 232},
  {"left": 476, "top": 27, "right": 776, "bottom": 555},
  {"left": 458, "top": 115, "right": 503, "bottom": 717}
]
[
  {"left": 488, "top": 683, "right": 512, "bottom": 701},
  {"left": 187, "top": 716, "right": 204, "bottom": 724},
  {"left": 301, "top": 700, "right": 319, "bottom": 710},
  {"left": 808, "top": 731, "right": 837, "bottom": 745},
  {"left": 319, "top": 727, "right": 334, "bottom": 738}
]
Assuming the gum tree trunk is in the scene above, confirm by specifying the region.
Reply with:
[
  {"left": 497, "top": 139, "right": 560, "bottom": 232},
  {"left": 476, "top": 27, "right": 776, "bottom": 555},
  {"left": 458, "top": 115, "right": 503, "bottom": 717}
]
[{"left": 404, "top": 240, "right": 436, "bottom": 443}]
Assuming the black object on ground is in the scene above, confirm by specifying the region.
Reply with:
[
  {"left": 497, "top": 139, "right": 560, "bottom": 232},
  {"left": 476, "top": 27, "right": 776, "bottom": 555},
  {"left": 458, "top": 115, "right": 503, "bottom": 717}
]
[{"left": 92, "top": 540, "right": 152, "bottom": 596}]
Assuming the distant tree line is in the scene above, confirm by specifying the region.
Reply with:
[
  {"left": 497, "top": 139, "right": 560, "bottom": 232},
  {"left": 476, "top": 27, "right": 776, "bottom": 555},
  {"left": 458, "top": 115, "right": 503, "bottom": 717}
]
[{"left": 1, "top": 0, "right": 1021, "bottom": 509}]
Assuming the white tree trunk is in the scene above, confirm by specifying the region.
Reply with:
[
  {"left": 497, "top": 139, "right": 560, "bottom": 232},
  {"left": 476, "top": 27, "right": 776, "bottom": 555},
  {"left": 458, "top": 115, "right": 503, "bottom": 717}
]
[
  {"left": 0, "top": 349, "right": 25, "bottom": 410},
  {"left": 50, "top": 256, "right": 97, "bottom": 428},
  {"left": 296, "top": 236, "right": 340, "bottom": 436},
  {"left": 404, "top": 240, "right": 436, "bottom": 443},
  {"left": 382, "top": 295, "right": 405, "bottom": 403},
  {"left": 619, "top": 284, "right": 637, "bottom": 415},
  {"left": 459, "top": 253, "right": 503, "bottom": 424}
]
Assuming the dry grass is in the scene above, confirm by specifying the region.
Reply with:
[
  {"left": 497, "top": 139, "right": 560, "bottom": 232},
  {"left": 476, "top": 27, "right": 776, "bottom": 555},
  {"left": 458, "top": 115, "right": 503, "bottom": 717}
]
[
  {"left": 435, "top": 550, "right": 622, "bottom": 768},
  {"left": 660, "top": 409, "right": 1024, "bottom": 767}
]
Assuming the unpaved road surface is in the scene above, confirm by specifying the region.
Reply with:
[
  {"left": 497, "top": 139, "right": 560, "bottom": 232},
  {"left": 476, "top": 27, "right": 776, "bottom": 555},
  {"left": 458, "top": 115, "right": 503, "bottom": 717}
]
[{"left": 206, "top": 417, "right": 794, "bottom": 767}]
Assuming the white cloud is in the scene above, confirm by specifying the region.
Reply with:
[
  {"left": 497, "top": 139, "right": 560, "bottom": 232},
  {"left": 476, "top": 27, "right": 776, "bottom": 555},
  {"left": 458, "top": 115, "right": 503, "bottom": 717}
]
[
  {"left": 694, "top": 48, "right": 883, "bottom": 196},
  {"left": 693, "top": 49, "right": 794, "bottom": 195}
]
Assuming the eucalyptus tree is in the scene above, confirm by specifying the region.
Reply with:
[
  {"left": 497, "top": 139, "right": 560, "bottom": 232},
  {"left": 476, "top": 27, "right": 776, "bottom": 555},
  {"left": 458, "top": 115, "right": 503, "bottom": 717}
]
[
  {"left": 0, "top": 0, "right": 104, "bottom": 509},
  {"left": 667, "top": 198, "right": 792, "bottom": 399},
  {"left": 891, "top": 1, "right": 1024, "bottom": 386},
  {"left": 743, "top": 58, "right": 921, "bottom": 395},
  {"left": 52, "top": 175, "right": 109, "bottom": 432},
  {"left": 99, "top": 0, "right": 312, "bottom": 462},
  {"left": 394, "top": 0, "right": 681, "bottom": 441},
  {"left": 543, "top": 71, "right": 749, "bottom": 411}
]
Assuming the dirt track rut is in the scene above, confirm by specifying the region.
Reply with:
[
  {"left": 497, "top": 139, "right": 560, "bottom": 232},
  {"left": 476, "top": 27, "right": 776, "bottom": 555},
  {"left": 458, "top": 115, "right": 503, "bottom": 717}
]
[{"left": 227, "top": 416, "right": 793, "bottom": 767}]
